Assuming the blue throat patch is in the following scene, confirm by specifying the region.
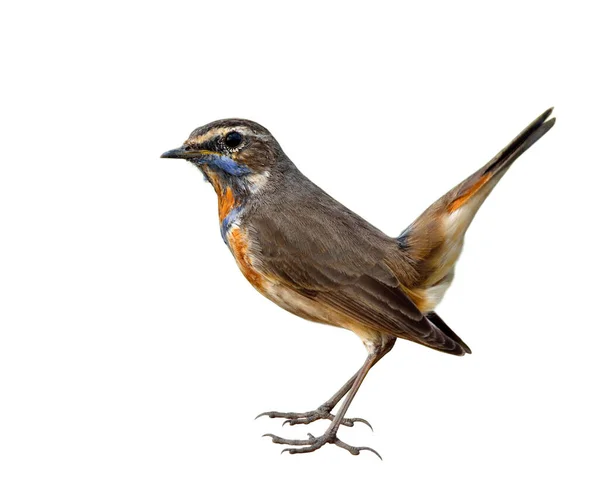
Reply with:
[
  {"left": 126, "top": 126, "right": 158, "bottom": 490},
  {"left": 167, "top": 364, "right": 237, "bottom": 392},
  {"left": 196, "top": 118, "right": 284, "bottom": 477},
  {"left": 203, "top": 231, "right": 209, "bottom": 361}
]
[
  {"left": 202, "top": 154, "right": 251, "bottom": 176},
  {"left": 194, "top": 154, "right": 249, "bottom": 244},
  {"left": 221, "top": 207, "right": 242, "bottom": 243}
]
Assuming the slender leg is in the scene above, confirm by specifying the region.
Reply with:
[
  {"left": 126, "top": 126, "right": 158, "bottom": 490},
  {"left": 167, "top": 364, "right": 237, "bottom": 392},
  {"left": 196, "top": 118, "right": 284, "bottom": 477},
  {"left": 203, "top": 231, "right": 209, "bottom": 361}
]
[
  {"left": 257, "top": 338, "right": 395, "bottom": 430},
  {"left": 263, "top": 338, "right": 395, "bottom": 458},
  {"left": 256, "top": 369, "right": 367, "bottom": 428}
]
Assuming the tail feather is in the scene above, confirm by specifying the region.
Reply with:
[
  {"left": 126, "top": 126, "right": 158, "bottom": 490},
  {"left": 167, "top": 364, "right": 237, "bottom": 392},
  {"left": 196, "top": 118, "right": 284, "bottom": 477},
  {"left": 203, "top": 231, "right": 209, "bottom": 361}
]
[
  {"left": 399, "top": 108, "right": 555, "bottom": 313},
  {"left": 484, "top": 107, "right": 555, "bottom": 175},
  {"left": 448, "top": 107, "right": 555, "bottom": 213},
  {"left": 427, "top": 311, "right": 472, "bottom": 354}
]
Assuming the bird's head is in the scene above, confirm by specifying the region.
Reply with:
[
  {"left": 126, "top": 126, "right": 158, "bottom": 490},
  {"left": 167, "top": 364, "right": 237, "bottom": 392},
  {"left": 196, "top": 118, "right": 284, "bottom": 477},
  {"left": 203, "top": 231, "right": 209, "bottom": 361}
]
[{"left": 161, "top": 119, "right": 285, "bottom": 194}]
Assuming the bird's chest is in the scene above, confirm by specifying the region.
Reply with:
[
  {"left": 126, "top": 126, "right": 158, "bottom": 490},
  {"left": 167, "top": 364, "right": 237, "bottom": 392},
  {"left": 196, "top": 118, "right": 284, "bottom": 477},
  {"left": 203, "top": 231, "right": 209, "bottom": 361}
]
[
  {"left": 209, "top": 178, "right": 261, "bottom": 292},
  {"left": 223, "top": 217, "right": 265, "bottom": 292},
  {"left": 224, "top": 223, "right": 335, "bottom": 324}
]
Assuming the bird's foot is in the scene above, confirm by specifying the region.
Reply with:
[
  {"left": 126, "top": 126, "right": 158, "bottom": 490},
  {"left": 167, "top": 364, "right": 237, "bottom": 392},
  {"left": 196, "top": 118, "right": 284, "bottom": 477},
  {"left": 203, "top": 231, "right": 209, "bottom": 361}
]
[
  {"left": 256, "top": 405, "right": 372, "bottom": 430},
  {"left": 263, "top": 430, "right": 381, "bottom": 459}
]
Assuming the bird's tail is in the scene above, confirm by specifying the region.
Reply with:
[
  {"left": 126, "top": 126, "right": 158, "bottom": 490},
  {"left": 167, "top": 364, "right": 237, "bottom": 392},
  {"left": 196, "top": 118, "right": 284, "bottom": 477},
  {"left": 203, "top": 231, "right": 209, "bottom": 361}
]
[{"left": 399, "top": 108, "right": 555, "bottom": 313}]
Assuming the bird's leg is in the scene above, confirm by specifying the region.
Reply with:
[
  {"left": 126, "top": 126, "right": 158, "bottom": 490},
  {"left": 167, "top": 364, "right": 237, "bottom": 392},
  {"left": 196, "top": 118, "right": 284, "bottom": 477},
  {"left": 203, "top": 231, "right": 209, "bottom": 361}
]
[
  {"left": 258, "top": 338, "right": 395, "bottom": 430},
  {"left": 256, "top": 369, "right": 367, "bottom": 428},
  {"left": 263, "top": 338, "right": 395, "bottom": 457}
]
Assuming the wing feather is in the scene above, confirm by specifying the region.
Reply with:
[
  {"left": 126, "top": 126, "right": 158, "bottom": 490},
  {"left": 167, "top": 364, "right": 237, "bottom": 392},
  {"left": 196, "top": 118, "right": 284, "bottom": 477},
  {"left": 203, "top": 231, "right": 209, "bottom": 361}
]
[{"left": 248, "top": 205, "right": 468, "bottom": 355}]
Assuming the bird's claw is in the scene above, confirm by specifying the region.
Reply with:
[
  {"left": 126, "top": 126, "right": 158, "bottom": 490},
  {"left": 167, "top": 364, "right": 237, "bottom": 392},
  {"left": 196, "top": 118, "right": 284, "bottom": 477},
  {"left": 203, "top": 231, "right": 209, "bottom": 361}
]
[
  {"left": 262, "top": 432, "right": 382, "bottom": 459},
  {"left": 256, "top": 408, "right": 373, "bottom": 430}
]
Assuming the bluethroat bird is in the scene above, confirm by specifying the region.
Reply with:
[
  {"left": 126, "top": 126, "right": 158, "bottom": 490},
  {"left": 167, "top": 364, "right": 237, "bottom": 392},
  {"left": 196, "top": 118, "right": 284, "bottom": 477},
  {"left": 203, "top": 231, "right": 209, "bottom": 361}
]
[{"left": 161, "top": 108, "right": 555, "bottom": 458}]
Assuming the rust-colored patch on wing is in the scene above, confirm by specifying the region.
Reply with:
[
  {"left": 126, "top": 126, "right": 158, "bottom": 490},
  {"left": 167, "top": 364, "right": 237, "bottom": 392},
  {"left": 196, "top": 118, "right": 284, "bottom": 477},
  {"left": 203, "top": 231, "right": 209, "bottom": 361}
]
[
  {"left": 218, "top": 186, "right": 236, "bottom": 222},
  {"left": 229, "top": 228, "right": 264, "bottom": 291},
  {"left": 448, "top": 173, "right": 492, "bottom": 213}
]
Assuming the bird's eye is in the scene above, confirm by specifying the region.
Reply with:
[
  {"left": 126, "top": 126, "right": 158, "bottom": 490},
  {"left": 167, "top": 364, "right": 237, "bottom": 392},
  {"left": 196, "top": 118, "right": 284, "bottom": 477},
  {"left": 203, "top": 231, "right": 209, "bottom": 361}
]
[{"left": 224, "top": 131, "right": 243, "bottom": 149}]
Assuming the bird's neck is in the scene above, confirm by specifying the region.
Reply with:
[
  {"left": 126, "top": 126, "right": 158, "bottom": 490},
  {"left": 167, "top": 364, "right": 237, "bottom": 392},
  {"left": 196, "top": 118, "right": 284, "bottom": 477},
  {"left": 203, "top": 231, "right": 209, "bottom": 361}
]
[{"left": 202, "top": 168, "right": 255, "bottom": 241}]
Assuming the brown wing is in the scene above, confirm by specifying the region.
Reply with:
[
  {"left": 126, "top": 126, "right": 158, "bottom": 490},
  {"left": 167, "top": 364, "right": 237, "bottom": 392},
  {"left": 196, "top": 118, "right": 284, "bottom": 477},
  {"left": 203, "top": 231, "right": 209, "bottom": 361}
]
[{"left": 247, "top": 187, "right": 469, "bottom": 355}]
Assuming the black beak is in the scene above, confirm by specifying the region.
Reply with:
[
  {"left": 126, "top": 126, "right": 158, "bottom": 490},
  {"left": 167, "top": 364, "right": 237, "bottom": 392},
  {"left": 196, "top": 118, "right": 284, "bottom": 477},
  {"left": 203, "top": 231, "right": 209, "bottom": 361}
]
[{"left": 160, "top": 147, "right": 189, "bottom": 159}]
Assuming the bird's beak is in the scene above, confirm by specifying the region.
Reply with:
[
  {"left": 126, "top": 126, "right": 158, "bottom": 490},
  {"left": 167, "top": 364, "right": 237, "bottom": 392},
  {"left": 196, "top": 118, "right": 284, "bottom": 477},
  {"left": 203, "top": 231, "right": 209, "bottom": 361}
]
[{"left": 160, "top": 147, "right": 193, "bottom": 159}]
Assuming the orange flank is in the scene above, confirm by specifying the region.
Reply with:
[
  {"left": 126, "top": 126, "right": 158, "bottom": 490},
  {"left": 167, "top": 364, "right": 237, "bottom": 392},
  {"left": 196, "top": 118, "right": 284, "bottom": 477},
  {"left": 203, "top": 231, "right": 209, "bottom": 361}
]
[
  {"left": 448, "top": 173, "right": 492, "bottom": 213},
  {"left": 218, "top": 187, "right": 236, "bottom": 222},
  {"left": 229, "top": 228, "right": 264, "bottom": 290}
]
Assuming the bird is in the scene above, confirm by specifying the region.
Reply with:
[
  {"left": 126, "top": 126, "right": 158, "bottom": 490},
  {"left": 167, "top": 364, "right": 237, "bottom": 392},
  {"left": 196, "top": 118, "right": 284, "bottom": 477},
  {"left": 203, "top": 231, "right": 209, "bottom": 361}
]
[{"left": 161, "top": 108, "right": 555, "bottom": 457}]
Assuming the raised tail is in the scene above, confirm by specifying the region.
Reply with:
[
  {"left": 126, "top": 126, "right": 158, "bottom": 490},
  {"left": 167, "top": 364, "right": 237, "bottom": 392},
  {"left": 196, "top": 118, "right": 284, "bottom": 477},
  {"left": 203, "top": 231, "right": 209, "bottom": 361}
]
[{"left": 399, "top": 108, "right": 555, "bottom": 313}]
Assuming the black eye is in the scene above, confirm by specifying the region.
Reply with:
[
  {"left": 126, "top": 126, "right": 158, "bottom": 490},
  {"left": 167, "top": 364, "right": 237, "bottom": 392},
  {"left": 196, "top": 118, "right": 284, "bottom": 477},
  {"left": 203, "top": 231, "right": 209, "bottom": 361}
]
[{"left": 224, "top": 131, "right": 243, "bottom": 149}]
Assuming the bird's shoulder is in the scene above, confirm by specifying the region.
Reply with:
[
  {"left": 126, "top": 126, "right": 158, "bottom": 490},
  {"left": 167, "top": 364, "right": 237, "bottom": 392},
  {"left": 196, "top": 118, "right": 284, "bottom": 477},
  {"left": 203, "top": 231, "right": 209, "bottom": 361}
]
[
  {"left": 242, "top": 170, "right": 420, "bottom": 295},
  {"left": 246, "top": 170, "right": 397, "bottom": 267}
]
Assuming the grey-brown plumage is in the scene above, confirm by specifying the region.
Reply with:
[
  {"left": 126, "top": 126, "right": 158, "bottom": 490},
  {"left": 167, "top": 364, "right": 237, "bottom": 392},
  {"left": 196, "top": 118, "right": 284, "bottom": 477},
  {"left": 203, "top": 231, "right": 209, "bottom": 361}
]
[
  {"left": 246, "top": 168, "right": 468, "bottom": 354},
  {"left": 161, "top": 108, "right": 555, "bottom": 457}
]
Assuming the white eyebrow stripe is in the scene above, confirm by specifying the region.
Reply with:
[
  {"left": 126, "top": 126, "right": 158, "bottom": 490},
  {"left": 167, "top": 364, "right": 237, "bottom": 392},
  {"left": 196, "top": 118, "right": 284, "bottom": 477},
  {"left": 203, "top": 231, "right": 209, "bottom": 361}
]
[{"left": 188, "top": 126, "right": 265, "bottom": 146}]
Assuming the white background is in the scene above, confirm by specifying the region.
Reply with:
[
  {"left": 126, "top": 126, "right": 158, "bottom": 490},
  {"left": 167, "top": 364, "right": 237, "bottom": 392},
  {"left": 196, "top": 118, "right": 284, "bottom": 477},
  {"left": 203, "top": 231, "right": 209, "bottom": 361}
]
[{"left": 1, "top": 1, "right": 598, "bottom": 491}]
